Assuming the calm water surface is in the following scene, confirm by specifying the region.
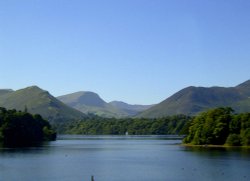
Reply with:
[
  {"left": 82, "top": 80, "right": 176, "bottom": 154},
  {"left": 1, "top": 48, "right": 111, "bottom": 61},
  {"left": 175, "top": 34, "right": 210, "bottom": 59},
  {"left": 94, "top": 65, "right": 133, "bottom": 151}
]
[{"left": 0, "top": 135, "right": 250, "bottom": 181}]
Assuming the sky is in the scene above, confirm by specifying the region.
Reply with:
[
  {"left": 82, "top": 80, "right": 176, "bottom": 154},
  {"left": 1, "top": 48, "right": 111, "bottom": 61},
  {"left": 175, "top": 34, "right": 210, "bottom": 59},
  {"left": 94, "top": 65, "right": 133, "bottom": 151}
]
[{"left": 0, "top": 0, "right": 250, "bottom": 105}]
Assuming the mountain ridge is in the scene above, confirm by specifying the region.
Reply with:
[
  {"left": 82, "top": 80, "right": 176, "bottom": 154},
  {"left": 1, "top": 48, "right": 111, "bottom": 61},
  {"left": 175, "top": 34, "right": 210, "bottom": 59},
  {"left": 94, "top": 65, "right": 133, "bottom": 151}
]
[
  {"left": 0, "top": 86, "right": 85, "bottom": 123},
  {"left": 1, "top": 79, "right": 249, "bottom": 119},
  {"left": 0, "top": 89, "right": 14, "bottom": 96},
  {"left": 109, "top": 101, "right": 153, "bottom": 116},
  {"left": 138, "top": 80, "right": 250, "bottom": 118},
  {"left": 57, "top": 91, "right": 129, "bottom": 118}
]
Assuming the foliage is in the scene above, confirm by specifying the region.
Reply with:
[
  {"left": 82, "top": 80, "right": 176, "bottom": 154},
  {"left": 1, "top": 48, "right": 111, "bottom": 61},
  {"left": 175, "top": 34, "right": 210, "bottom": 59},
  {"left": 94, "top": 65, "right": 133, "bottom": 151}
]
[
  {"left": 183, "top": 107, "right": 250, "bottom": 146},
  {"left": 55, "top": 115, "right": 191, "bottom": 135},
  {"left": 225, "top": 134, "right": 241, "bottom": 146},
  {"left": 0, "top": 107, "right": 56, "bottom": 147},
  {"left": 0, "top": 86, "right": 85, "bottom": 123}
]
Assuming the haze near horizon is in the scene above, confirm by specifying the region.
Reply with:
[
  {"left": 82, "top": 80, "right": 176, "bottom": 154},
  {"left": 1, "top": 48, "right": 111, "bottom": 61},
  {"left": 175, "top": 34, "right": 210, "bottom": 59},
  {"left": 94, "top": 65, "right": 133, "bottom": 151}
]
[{"left": 1, "top": 0, "right": 249, "bottom": 104}]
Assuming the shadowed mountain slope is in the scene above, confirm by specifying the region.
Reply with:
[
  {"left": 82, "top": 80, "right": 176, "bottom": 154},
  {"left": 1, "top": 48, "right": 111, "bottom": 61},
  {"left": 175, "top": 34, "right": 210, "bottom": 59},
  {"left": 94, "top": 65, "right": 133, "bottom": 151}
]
[
  {"left": 138, "top": 80, "right": 250, "bottom": 118},
  {"left": 109, "top": 101, "right": 153, "bottom": 116}
]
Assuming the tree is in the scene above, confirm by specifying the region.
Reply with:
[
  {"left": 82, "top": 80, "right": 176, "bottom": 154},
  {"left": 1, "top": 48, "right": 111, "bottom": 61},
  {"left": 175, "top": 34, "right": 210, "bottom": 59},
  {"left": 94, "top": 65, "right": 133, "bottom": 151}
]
[
  {"left": 225, "top": 134, "right": 241, "bottom": 146},
  {"left": 183, "top": 107, "right": 233, "bottom": 145},
  {"left": 0, "top": 107, "right": 56, "bottom": 147}
]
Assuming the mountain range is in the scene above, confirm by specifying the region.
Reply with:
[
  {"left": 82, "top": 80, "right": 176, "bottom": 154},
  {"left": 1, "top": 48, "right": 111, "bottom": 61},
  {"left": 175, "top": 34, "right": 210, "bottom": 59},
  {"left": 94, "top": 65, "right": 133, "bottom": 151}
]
[
  {"left": 109, "top": 101, "right": 153, "bottom": 116},
  {"left": 0, "top": 80, "right": 249, "bottom": 121},
  {"left": 0, "top": 87, "right": 151, "bottom": 121},
  {"left": 57, "top": 92, "right": 151, "bottom": 118},
  {"left": 138, "top": 80, "right": 250, "bottom": 118}
]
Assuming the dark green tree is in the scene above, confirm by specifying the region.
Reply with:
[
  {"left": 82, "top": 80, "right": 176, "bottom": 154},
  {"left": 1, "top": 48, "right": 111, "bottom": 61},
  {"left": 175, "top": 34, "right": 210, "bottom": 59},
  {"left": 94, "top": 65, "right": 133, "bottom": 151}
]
[{"left": 0, "top": 107, "right": 56, "bottom": 147}]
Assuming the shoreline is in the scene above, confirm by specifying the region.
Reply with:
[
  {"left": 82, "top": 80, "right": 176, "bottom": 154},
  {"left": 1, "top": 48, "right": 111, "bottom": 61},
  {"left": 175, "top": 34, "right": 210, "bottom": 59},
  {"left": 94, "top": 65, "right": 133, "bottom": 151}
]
[{"left": 182, "top": 143, "right": 250, "bottom": 149}]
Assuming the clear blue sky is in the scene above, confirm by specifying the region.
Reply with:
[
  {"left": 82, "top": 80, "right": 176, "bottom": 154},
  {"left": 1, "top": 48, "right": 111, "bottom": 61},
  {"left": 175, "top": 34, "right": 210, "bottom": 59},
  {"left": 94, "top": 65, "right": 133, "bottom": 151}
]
[{"left": 0, "top": 0, "right": 250, "bottom": 104}]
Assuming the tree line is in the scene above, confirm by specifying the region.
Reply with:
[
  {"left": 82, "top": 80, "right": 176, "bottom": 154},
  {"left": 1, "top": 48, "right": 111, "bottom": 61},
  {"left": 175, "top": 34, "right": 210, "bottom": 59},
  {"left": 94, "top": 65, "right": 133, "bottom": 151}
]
[
  {"left": 183, "top": 107, "right": 250, "bottom": 146},
  {"left": 2, "top": 105, "right": 249, "bottom": 147},
  {"left": 57, "top": 107, "right": 250, "bottom": 146},
  {"left": 56, "top": 115, "right": 190, "bottom": 135},
  {"left": 0, "top": 107, "right": 56, "bottom": 147}
]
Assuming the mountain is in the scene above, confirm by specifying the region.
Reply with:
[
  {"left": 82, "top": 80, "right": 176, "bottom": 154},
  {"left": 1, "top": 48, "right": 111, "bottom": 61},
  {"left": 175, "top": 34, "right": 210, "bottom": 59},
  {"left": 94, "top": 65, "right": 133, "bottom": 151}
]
[
  {"left": 57, "top": 91, "right": 128, "bottom": 118},
  {"left": 0, "top": 89, "right": 13, "bottom": 96},
  {"left": 1, "top": 80, "right": 249, "bottom": 120},
  {"left": 0, "top": 86, "right": 85, "bottom": 123},
  {"left": 109, "top": 101, "right": 153, "bottom": 116},
  {"left": 138, "top": 80, "right": 250, "bottom": 118},
  {"left": 236, "top": 80, "right": 250, "bottom": 97}
]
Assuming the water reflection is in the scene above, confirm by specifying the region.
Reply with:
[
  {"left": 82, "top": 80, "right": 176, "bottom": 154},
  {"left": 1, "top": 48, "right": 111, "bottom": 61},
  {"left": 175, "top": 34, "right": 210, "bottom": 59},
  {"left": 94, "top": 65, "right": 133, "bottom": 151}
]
[
  {"left": 0, "top": 135, "right": 250, "bottom": 181},
  {"left": 58, "top": 134, "right": 184, "bottom": 140},
  {"left": 179, "top": 145, "right": 250, "bottom": 181},
  {"left": 182, "top": 145, "right": 250, "bottom": 159}
]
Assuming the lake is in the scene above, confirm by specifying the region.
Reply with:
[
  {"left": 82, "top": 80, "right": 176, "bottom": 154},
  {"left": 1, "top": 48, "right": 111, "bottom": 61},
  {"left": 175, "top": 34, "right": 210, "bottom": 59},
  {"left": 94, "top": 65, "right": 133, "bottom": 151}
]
[{"left": 0, "top": 135, "right": 250, "bottom": 181}]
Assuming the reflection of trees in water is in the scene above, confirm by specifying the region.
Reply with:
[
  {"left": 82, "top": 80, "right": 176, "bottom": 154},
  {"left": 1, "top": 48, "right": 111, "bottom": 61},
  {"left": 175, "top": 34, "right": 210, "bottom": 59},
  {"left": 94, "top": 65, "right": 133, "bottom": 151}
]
[{"left": 183, "top": 145, "right": 250, "bottom": 159}]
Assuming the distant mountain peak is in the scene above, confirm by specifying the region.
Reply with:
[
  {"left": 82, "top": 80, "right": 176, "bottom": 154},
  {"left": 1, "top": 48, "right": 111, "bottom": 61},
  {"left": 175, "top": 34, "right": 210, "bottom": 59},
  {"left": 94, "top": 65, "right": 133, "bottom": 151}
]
[
  {"left": 110, "top": 100, "right": 152, "bottom": 107},
  {"left": 58, "top": 92, "right": 154, "bottom": 118},
  {"left": 0, "top": 89, "right": 13, "bottom": 93},
  {"left": 110, "top": 101, "right": 130, "bottom": 106},
  {"left": 58, "top": 91, "right": 130, "bottom": 118},
  {"left": 109, "top": 101, "right": 153, "bottom": 116},
  {"left": 69, "top": 91, "right": 98, "bottom": 96},
  {"left": 0, "top": 89, "right": 13, "bottom": 91},
  {"left": 0, "top": 89, "right": 14, "bottom": 97},
  {"left": 58, "top": 91, "right": 106, "bottom": 107},
  {"left": 26, "top": 85, "right": 43, "bottom": 90}
]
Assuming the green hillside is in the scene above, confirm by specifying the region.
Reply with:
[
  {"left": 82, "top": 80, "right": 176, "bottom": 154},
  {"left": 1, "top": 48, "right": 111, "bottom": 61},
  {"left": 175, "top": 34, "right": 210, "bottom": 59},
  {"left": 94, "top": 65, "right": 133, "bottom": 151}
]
[
  {"left": 1, "top": 80, "right": 249, "bottom": 120},
  {"left": 109, "top": 101, "right": 153, "bottom": 116},
  {"left": 57, "top": 91, "right": 129, "bottom": 118},
  {"left": 0, "top": 86, "right": 85, "bottom": 123},
  {"left": 138, "top": 80, "right": 250, "bottom": 118}
]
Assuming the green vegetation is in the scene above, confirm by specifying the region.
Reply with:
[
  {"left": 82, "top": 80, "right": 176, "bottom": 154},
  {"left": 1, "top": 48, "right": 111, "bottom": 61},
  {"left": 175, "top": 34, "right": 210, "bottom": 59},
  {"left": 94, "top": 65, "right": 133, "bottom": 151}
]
[
  {"left": 56, "top": 115, "right": 190, "bottom": 135},
  {"left": 183, "top": 107, "right": 250, "bottom": 146},
  {"left": 138, "top": 80, "right": 250, "bottom": 118},
  {"left": 1, "top": 80, "right": 250, "bottom": 120},
  {"left": 0, "top": 86, "right": 85, "bottom": 123},
  {"left": 0, "top": 107, "right": 56, "bottom": 147}
]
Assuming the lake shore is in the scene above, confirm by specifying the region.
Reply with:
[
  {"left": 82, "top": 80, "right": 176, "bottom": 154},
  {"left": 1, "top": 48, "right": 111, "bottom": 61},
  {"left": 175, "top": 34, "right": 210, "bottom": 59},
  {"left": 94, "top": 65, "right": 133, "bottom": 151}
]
[{"left": 182, "top": 143, "right": 250, "bottom": 149}]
